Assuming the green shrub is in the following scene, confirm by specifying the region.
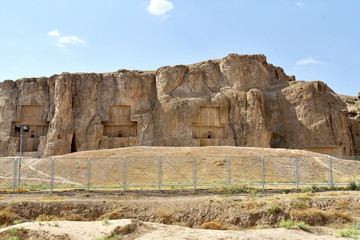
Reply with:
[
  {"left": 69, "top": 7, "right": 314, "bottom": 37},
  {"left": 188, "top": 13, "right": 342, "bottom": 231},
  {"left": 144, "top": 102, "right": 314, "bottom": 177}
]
[
  {"left": 8, "top": 227, "right": 25, "bottom": 240},
  {"left": 335, "top": 228, "right": 359, "bottom": 239},
  {"left": 296, "top": 221, "right": 308, "bottom": 230},
  {"left": 348, "top": 182, "right": 359, "bottom": 191},
  {"left": 101, "top": 217, "right": 110, "bottom": 225},
  {"left": 302, "top": 185, "right": 318, "bottom": 193},
  {"left": 221, "top": 186, "right": 257, "bottom": 195},
  {"left": 12, "top": 220, "right": 22, "bottom": 225},
  {"left": 279, "top": 220, "right": 308, "bottom": 230},
  {"left": 279, "top": 219, "right": 295, "bottom": 228},
  {"left": 267, "top": 205, "right": 282, "bottom": 215},
  {"left": 281, "top": 189, "right": 291, "bottom": 194}
]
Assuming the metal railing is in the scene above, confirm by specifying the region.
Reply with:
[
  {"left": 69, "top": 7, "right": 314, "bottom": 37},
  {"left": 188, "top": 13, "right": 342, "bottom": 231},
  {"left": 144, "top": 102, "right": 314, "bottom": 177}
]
[{"left": 0, "top": 156, "right": 359, "bottom": 192}]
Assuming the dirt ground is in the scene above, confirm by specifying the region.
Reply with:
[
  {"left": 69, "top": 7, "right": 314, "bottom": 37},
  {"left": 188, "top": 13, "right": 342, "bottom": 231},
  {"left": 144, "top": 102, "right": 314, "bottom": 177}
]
[
  {"left": 0, "top": 219, "right": 352, "bottom": 240},
  {"left": 0, "top": 189, "right": 359, "bottom": 239},
  {"left": 58, "top": 146, "right": 326, "bottom": 158}
]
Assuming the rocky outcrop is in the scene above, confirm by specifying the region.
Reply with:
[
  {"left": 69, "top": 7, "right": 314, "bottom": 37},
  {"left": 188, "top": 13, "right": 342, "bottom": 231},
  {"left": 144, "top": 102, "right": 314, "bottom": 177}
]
[
  {"left": 0, "top": 54, "right": 358, "bottom": 157},
  {"left": 338, "top": 94, "right": 360, "bottom": 156}
]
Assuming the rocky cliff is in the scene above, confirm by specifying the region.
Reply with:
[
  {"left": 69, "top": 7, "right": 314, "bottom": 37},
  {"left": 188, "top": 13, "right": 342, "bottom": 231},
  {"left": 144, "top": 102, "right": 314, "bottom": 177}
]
[{"left": 0, "top": 54, "right": 359, "bottom": 157}]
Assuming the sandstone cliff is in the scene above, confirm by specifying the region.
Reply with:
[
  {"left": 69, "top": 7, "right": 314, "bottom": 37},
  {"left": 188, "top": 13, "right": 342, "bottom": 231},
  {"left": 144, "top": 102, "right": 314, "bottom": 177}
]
[{"left": 0, "top": 54, "right": 358, "bottom": 157}]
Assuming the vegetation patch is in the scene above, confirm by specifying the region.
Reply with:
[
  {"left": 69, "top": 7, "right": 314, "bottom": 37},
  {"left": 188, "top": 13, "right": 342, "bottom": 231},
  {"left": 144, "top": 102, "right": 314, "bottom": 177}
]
[
  {"left": 290, "top": 208, "right": 352, "bottom": 226},
  {"left": 291, "top": 201, "right": 308, "bottom": 210},
  {"left": 220, "top": 186, "right": 258, "bottom": 195},
  {"left": 0, "top": 227, "right": 27, "bottom": 240},
  {"left": 201, "top": 221, "right": 228, "bottom": 230},
  {"left": 302, "top": 185, "right": 319, "bottom": 193},
  {"left": 0, "top": 207, "right": 16, "bottom": 226},
  {"left": 296, "top": 196, "right": 312, "bottom": 201},
  {"left": 347, "top": 182, "right": 360, "bottom": 191},
  {"left": 279, "top": 219, "right": 308, "bottom": 230},
  {"left": 267, "top": 205, "right": 282, "bottom": 215},
  {"left": 98, "top": 210, "right": 122, "bottom": 220},
  {"left": 335, "top": 227, "right": 359, "bottom": 239},
  {"left": 101, "top": 217, "right": 110, "bottom": 225},
  {"left": 35, "top": 215, "right": 60, "bottom": 222}
]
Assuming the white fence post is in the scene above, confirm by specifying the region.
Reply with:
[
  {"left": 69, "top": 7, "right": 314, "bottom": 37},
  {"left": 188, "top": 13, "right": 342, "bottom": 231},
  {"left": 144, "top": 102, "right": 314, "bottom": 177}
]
[
  {"left": 293, "top": 157, "right": 299, "bottom": 191},
  {"left": 87, "top": 159, "right": 91, "bottom": 192},
  {"left": 157, "top": 157, "right": 162, "bottom": 191},
  {"left": 13, "top": 159, "right": 18, "bottom": 192},
  {"left": 193, "top": 157, "right": 197, "bottom": 191},
  {"left": 261, "top": 156, "right": 265, "bottom": 191},
  {"left": 122, "top": 158, "right": 127, "bottom": 191},
  {"left": 50, "top": 159, "right": 55, "bottom": 193},
  {"left": 328, "top": 156, "right": 333, "bottom": 188},
  {"left": 227, "top": 157, "right": 231, "bottom": 187}
]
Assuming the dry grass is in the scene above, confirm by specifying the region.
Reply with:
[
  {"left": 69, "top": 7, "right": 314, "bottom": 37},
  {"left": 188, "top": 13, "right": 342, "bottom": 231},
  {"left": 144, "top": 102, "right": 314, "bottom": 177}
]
[
  {"left": 0, "top": 207, "right": 15, "bottom": 226},
  {"left": 64, "top": 214, "right": 86, "bottom": 221},
  {"left": 240, "top": 201, "right": 267, "bottom": 211},
  {"left": 335, "top": 199, "right": 350, "bottom": 210},
  {"left": 290, "top": 200, "right": 309, "bottom": 210},
  {"left": 35, "top": 213, "right": 85, "bottom": 221},
  {"left": 155, "top": 207, "right": 176, "bottom": 224},
  {"left": 290, "top": 208, "right": 352, "bottom": 225},
  {"left": 20, "top": 196, "right": 67, "bottom": 201},
  {"left": 15, "top": 189, "right": 29, "bottom": 193},
  {"left": 157, "top": 208, "right": 172, "bottom": 219},
  {"left": 112, "top": 221, "right": 139, "bottom": 235},
  {"left": 98, "top": 210, "right": 122, "bottom": 220},
  {"left": 35, "top": 214, "right": 59, "bottom": 221},
  {"left": 201, "top": 221, "right": 228, "bottom": 230}
]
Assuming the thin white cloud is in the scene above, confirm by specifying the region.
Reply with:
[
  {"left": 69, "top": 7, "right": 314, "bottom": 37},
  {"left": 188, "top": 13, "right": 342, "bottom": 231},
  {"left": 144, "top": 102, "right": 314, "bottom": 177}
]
[
  {"left": 48, "top": 30, "right": 61, "bottom": 37},
  {"left": 296, "top": 2, "right": 303, "bottom": 7},
  {"left": 58, "top": 36, "right": 86, "bottom": 45},
  {"left": 147, "top": 0, "right": 174, "bottom": 16},
  {"left": 48, "top": 30, "right": 86, "bottom": 47},
  {"left": 296, "top": 57, "right": 326, "bottom": 66}
]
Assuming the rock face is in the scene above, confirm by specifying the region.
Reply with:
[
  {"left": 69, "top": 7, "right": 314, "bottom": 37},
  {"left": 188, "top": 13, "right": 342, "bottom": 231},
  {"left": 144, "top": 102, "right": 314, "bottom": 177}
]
[{"left": 0, "top": 54, "right": 359, "bottom": 157}]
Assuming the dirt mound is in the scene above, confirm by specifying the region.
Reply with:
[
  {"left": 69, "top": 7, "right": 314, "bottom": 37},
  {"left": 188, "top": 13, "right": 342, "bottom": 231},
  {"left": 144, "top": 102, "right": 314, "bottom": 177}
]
[{"left": 57, "top": 146, "right": 326, "bottom": 158}]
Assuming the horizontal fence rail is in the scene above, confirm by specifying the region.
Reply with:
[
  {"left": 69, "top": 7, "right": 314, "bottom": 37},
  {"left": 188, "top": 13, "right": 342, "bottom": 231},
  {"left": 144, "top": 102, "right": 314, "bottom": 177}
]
[{"left": 0, "top": 156, "right": 359, "bottom": 192}]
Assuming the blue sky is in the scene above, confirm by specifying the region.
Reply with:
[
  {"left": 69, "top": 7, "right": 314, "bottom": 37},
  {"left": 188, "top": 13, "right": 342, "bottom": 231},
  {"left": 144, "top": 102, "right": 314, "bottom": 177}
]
[{"left": 0, "top": 0, "right": 359, "bottom": 96}]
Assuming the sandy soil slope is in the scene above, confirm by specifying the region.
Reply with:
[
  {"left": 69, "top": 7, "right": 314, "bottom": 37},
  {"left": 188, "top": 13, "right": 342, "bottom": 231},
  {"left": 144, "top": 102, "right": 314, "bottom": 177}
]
[
  {"left": 57, "top": 146, "right": 326, "bottom": 158},
  {"left": 0, "top": 219, "right": 350, "bottom": 240}
]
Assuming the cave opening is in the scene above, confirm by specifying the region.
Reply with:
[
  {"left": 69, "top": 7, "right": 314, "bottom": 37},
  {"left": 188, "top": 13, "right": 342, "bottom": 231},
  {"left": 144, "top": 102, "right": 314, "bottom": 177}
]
[
  {"left": 71, "top": 134, "right": 77, "bottom": 153},
  {"left": 270, "top": 132, "right": 287, "bottom": 148}
]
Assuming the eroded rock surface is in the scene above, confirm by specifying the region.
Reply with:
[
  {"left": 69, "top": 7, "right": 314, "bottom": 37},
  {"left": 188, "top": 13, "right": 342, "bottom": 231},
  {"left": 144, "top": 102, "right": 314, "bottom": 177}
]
[{"left": 0, "top": 54, "right": 358, "bottom": 157}]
